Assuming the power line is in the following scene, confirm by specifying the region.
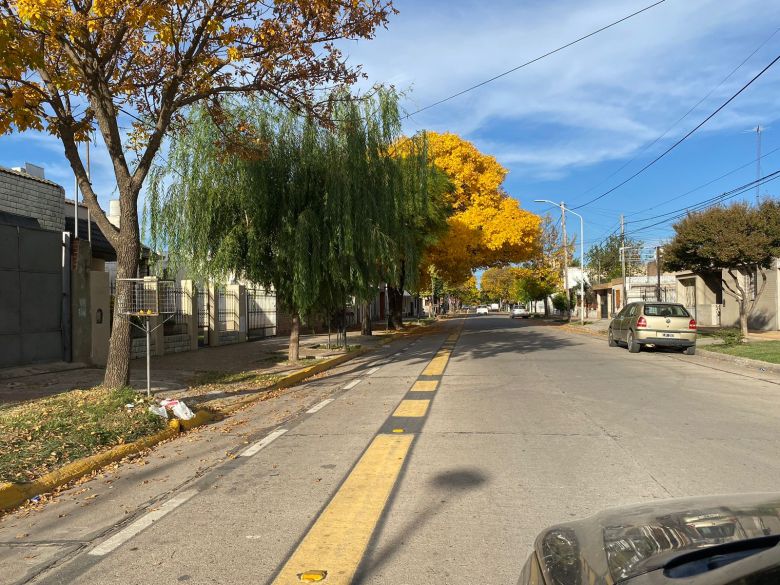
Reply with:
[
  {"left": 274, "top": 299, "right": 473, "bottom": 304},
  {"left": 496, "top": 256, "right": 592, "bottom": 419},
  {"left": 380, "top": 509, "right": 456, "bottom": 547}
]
[
  {"left": 573, "top": 53, "right": 780, "bottom": 210},
  {"left": 585, "top": 166, "right": 780, "bottom": 248},
  {"left": 573, "top": 26, "right": 780, "bottom": 202},
  {"left": 624, "top": 144, "right": 780, "bottom": 219},
  {"left": 627, "top": 169, "right": 780, "bottom": 226},
  {"left": 629, "top": 170, "right": 780, "bottom": 235},
  {"left": 403, "top": 1, "right": 667, "bottom": 119}
]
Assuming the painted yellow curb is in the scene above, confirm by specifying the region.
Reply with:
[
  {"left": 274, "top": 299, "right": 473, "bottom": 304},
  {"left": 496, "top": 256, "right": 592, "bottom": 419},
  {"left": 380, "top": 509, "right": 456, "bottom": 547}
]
[
  {"left": 0, "top": 412, "right": 213, "bottom": 513},
  {"left": 217, "top": 325, "right": 430, "bottom": 415},
  {"left": 0, "top": 324, "right": 433, "bottom": 513},
  {"left": 219, "top": 350, "right": 370, "bottom": 415}
]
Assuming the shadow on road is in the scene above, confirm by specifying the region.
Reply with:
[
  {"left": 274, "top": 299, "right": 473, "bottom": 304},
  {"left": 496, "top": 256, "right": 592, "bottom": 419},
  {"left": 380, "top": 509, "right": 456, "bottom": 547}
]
[
  {"left": 354, "top": 467, "right": 489, "bottom": 583},
  {"left": 454, "top": 318, "right": 581, "bottom": 360}
]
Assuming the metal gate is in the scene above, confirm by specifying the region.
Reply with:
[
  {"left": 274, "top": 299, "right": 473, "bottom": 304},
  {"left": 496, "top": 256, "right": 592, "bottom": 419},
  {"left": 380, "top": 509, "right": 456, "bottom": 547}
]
[
  {"left": 197, "top": 287, "right": 210, "bottom": 346},
  {"left": 0, "top": 224, "right": 65, "bottom": 367},
  {"left": 246, "top": 288, "right": 276, "bottom": 339}
]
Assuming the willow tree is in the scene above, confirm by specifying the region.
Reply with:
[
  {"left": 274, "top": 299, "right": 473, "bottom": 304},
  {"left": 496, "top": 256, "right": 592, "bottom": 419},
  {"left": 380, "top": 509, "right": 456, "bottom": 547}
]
[
  {"left": 149, "top": 89, "right": 444, "bottom": 359},
  {"left": 383, "top": 135, "right": 451, "bottom": 329},
  {"left": 0, "top": 0, "right": 395, "bottom": 388}
]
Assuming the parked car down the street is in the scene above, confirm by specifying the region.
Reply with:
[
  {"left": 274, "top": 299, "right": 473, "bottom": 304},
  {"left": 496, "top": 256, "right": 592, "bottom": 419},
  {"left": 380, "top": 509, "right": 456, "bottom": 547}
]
[
  {"left": 511, "top": 306, "right": 530, "bottom": 319},
  {"left": 518, "top": 493, "right": 780, "bottom": 585},
  {"left": 476, "top": 305, "right": 489, "bottom": 315},
  {"left": 608, "top": 302, "right": 697, "bottom": 355}
]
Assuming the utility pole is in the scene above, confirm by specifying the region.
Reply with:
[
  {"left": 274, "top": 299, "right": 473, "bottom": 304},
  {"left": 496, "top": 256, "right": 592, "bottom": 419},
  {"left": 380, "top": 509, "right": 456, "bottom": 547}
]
[
  {"left": 560, "top": 201, "right": 569, "bottom": 320},
  {"left": 620, "top": 214, "right": 626, "bottom": 310},
  {"left": 656, "top": 246, "right": 662, "bottom": 301},
  {"left": 86, "top": 136, "right": 92, "bottom": 244},
  {"left": 73, "top": 175, "right": 78, "bottom": 239},
  {"left": 756, "top": 125, "right": 762, "bottom": 204}
]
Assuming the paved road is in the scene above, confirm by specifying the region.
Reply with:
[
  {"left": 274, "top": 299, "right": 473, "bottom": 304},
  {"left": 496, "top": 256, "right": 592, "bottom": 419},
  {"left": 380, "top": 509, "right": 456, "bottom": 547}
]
[{"left": 5, "top": 316, "right": 780, "bottom": 584}]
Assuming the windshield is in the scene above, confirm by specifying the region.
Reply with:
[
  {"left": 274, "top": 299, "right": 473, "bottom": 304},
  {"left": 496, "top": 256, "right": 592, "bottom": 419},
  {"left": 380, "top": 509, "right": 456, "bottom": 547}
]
[{"left": 643, "top": 304, "right": 690, "bottom": 318}]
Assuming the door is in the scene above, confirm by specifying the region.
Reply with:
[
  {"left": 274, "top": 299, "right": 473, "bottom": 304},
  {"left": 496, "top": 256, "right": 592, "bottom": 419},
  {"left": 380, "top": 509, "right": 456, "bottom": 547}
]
[{"left": 0, "top": 225, "right": 64, "bottom": 367}]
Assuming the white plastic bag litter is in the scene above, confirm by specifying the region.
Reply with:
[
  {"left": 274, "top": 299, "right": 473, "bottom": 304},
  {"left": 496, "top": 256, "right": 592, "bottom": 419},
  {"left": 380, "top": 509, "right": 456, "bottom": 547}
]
[
  {"left": 158, "top": 398, "right": 195, "bottom": 420},
  {"left": 171, "top": 401, "right": 195, "bottom": 420},
  {"left": 149, "top": 404, "right": 168, "bottom": 419}
]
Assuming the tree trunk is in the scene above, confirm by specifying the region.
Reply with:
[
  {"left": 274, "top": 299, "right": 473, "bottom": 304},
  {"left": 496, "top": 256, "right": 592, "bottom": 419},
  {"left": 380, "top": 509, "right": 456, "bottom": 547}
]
[
  {"left": 387, "top": 287, "right": 404, "bottom": 330},
  {"left": 739, "top": 299, "right": 749, "bottom": 340},
  {"left": 361, "top": 301, "right": 372, "bottom": 335},
  {"left": 543, "top": 297, "right": 549, "bottom": 317},
  {"left": 288, "top": 314, "right": 300, "bottom": 362},
  {"left": 103, "top": 226, "right": 140, "bottom": 389}
]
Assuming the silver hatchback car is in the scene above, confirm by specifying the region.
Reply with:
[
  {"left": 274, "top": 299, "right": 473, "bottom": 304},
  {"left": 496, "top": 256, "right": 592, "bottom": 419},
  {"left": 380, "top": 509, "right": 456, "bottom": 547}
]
[{"left": 608, "top": 302, "right": 697, "bottom": 355}]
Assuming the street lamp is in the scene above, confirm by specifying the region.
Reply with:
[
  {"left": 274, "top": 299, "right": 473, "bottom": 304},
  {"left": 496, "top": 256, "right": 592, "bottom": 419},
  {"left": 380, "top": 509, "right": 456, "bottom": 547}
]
[{"left": 535, "top": 199, "right": 585, "bottom": 326}]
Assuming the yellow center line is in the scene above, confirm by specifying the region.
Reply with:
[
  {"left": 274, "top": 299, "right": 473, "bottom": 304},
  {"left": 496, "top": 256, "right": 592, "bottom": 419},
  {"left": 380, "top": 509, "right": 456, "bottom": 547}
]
[
  {"left": 270, "top": 327, "right": 461, "bottom": 584},
  {"left": 411, "top": 380, "right": 438, "bottom": 392},
  {"left": 392, "top": 399, "right": 430, "bottom": 418},
  {"left": 422, "top": 354, "right": 448, "bottom": 376},
  {"left": 270, "top": 434, "right": 413, "bottom": 585}
]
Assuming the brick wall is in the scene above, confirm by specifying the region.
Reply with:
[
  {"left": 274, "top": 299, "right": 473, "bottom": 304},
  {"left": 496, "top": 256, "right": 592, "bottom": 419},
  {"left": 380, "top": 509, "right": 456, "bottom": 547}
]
[
  {"left": 219, "top": 331, "right": 240, "bottom": 345},
  {"left": 0, "top": 167, "right": 65, "bottom": 232},
  {"left": 164, "top": 333, "right": 192, "bottom": 354},
  {"left": 131, "top": 336, "right": 157, "bottom": 360}
]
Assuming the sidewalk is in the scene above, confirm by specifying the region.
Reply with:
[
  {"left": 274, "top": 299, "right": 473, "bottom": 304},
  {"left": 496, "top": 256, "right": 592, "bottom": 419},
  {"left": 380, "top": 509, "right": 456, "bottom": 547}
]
[{"left": 0, "top": 324, "right": 414, "bottom": 406}]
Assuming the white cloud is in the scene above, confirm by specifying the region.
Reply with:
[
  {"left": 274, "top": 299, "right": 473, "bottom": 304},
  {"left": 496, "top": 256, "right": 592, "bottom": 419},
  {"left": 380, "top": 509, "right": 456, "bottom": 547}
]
[{"left": 346, "top": 0, "right": 780, "bottom": 180}]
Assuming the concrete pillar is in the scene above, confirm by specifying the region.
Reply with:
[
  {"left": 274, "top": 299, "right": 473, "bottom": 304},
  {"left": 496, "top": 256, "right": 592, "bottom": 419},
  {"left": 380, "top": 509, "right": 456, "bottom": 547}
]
[
  {"left": 208, "top": 285, "right": 220, "bottom": 347},
  {"left": 70, "top": 239, "right": 92, "bottom": 364},
  {"left": 182, "top": 280, "right": 198, "bottom": 352},
  {"left": 89, "top": 270, "right": 110, "bottom": 365},
  {"left": 229, "top": 283, "right": 248, "bottom": 343}
]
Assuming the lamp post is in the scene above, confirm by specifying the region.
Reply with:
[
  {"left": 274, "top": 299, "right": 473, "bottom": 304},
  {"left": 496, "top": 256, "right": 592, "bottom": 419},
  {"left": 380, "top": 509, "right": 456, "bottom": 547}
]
[{"left": 535, "top": 199, "right": 585, "bottom": 326}]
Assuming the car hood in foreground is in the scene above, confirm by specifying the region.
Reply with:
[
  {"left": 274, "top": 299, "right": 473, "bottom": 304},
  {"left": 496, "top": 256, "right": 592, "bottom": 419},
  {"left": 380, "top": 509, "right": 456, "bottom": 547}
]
[{"left": 535, "top": 493, "right": 780, "bottom": 584}]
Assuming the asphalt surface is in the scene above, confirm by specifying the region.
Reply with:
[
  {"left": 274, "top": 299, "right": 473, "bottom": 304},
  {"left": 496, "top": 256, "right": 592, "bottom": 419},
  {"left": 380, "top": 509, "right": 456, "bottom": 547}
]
[{"left": 4, "top": 315, "right": 780, "bottom": 584}]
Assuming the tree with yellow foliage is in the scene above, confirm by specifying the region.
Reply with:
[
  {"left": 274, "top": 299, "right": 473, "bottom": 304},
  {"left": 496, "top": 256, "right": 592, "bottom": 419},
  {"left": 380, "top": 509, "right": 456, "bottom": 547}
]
[
  {"left": 480, "top": 267, "right": 518, "bottom": 305},
  {"left": 0, "top": 0, "right": 395, "bottom": 388},
  {"left": 421, "top": 132, "right": 540, "bottom": 285}
]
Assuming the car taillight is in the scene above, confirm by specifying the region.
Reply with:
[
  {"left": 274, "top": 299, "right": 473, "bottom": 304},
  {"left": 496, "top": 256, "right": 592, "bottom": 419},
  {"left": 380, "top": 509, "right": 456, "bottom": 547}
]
[
  {"left": 689, "top": 319, "right": 697, "bottom": 330},
  {"left": 636, "top": 316, "right": 647, "bottom": 328}
]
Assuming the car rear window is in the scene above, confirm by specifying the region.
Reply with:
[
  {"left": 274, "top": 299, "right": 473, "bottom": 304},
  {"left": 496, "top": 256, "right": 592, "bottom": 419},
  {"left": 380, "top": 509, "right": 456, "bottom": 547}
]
[{"left": 643, "top": 304, "right": 689, "bottom": 317}]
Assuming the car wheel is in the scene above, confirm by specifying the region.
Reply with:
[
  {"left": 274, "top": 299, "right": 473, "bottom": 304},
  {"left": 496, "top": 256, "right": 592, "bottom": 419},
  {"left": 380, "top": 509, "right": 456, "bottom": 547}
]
[
  {"left": 608, "top": 328, "right": 617, "bottom": 347},
  {"left": 627, "top": 330, "right": 640, "bottom": 353},
  {"left": 684, "top": 346, "right": 696, "bottom": 355}
]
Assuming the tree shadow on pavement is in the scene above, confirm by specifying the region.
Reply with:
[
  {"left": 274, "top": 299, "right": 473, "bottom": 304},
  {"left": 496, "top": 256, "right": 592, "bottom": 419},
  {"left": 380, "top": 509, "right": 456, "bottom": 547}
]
[
  {"left": 454, "top": 324, "right": 581, "bottom": 361},
  {"left": 353, "top": 467, "right": 489, "bottom": 583}
]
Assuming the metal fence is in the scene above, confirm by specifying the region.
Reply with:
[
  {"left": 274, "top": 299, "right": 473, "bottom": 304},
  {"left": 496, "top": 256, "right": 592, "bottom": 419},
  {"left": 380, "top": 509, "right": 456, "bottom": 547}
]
[
  {"left": 197, "top": 288, "right": 210, "bottom": 346},
  {"left": 246, "top": 288, "right": 276, "bottom": 339},
  {"left": 162, "top": 285, "right": 189, "bottom": 336},
  {"left": 217, "top": 287, "right": 240, "bottom": 334}
]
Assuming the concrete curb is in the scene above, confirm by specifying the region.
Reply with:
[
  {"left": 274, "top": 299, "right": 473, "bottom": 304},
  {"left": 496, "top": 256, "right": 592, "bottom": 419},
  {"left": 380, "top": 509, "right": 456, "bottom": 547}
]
[
  {"left": 697, "top": 347, "right": 780, "bottom": 374},
  {"left": 562, "top": 323, "right": 780, "bottom": 374},
  {"left": 0, "top": 418, "right": 188, "bottom": 513},
  {"left": 0, "top": 326, "right": 422, "bottom": 513},
  {"left": 561, "top": 324, "right": 608, "bottom": 338}
]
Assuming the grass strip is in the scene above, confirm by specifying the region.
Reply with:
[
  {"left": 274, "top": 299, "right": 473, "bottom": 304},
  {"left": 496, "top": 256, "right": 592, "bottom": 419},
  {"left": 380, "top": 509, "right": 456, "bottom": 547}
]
[
  {"left": 703, "top": 340, "right": 780, "bottom": 364},
  {"left": 0, "top": 387, "right": 165, "bottom": 483}
]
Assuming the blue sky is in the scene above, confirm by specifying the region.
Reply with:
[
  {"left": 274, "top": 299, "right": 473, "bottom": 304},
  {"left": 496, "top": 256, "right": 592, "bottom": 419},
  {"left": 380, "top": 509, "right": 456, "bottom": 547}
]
[{"left": 2, "top": 0, "right": 780, "bottom": 263}]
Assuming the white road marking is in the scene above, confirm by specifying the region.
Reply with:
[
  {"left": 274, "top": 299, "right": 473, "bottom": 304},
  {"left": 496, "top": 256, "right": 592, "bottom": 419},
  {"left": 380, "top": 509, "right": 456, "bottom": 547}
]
[
  {"left": 306, "top": 398, "right": 334, "bottom": 414},
  {"left": 240, "top": 428, "right": 289, "bottom": 457},
  {"left": 89, "top": 489, "right": 198, "bottom": 556},
  {"left": 343, "top": 379, "right": 362, "bottom": 390},
  {"left": 365, "top": 367, "right": 380, "bottom": 375}
]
